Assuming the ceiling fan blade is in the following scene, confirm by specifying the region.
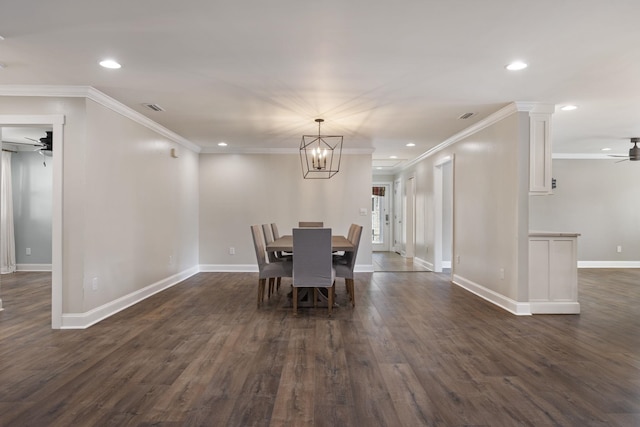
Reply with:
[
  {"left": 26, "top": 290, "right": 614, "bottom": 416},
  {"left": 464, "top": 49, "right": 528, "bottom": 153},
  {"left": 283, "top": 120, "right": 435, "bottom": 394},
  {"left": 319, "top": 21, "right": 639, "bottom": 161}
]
[{"left": 2, "top": 140, "right": 45, "bottom": 147}]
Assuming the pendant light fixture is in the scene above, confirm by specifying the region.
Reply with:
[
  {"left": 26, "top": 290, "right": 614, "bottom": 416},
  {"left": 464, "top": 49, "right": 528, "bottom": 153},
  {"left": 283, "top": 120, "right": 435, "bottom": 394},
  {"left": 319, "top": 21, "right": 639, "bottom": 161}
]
[{"left": 299, "top": 119, "right": 343, "bottom": 179}]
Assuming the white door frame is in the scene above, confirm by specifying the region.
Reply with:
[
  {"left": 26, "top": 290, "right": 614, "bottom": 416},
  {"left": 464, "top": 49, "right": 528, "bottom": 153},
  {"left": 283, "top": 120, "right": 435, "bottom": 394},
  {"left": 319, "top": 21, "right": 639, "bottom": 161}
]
[
  {"left": 393, "top": 178, "right": 402, "bottom": 253},
  {"left": 372, "top": 182, "right": 391, "bottom": 251},
  {"left": 434, "top": 155, "right": 454, "bottom": 274},
  {"left": 404, "top": 176, "right": 416, "bottom": 258},
  {"left": 0, "top": 115, "right": 64, "bottom": 329}
]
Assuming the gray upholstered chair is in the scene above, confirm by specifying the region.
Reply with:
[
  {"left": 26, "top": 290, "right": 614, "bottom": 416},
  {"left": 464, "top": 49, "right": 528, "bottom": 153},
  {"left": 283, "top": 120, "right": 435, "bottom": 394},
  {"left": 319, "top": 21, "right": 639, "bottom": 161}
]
[
  {"left": 333, "top": 224, "right": 363, "bottom": 307},
  {"left": 298, "top": 221, "right": 323, "bottom": 227},
  {"left": 250, "top": 225, "right": 292, "bottom": 308},
  {"left": 270, "top": 223, "right": 292, "bottom": 260},
  {"left": 261, "top": 223, "right": 288, "bottom": 296},
  {"left": 292, "top": 228, "right": 336, "bottom": 316}
]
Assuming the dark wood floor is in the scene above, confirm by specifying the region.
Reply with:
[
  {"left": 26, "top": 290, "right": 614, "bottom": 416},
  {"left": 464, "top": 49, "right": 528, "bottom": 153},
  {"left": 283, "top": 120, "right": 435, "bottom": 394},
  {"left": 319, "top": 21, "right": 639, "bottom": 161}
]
[
  {"left": 373, "top": 251, "right": 432, "bottom": 272},
  {"left": 0, "top": 269, "right": 638, "bottom": 426}
]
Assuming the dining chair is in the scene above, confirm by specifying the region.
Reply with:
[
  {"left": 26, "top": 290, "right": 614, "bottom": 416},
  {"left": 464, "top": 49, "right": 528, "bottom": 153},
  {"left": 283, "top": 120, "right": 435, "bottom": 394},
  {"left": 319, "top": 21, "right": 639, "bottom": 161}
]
[
  {"left": 333, "top": 223, "right": 359, "bottom": 258},
  {"left": 333, "top": 224, "right": 362, "bottom": 307},
  {"left": 250, "top": 225, "right": 292, "bottom": 308},
  {"left": 261, "top": 223, "right": 287, "bottom": 295},
  {"left": 298, "top": 221, "right": 323, "bottom": 227},
  {"left": 292, "top": 228, "right": 336, "bottom": 316},
  {"left": 270, "top": 223, "right": 292, "bottom": 260}
]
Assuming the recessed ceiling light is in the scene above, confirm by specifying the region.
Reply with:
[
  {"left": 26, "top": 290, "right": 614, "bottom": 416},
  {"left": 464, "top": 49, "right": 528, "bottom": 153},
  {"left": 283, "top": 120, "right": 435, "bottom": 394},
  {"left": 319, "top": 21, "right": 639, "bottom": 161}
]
[
  {"left": 218, "top": 142, "right": 227, "bottom": 147},
  {"left": 601, "top": 148, "right": 612, "bottom": 151},
  {"left": 406, "top": 143, "right": 415, "bottom": 147},
  {"left": 389, "top": 155, "right": 397, "bottom": 159},
  {"left": 560, "top": 105, "right": 578, "bottom": 111},
  {"left": 505, "top": 61, "right": 528, "bottom": 71},
  {"left": 99, "top": 59, "right": 121, "bottom": 69},
  {"left": 376, "top": 167, "right": 383, "bottom": 170}
]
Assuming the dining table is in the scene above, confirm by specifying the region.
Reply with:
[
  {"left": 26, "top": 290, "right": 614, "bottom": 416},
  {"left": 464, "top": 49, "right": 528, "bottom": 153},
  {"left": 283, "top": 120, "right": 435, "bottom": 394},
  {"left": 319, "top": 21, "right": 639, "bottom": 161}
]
[
  {"left": 265, "top": 233, "right": 354, "bottom": 309},
  {"left": 266, "top": 234, "right": 354, "bottom": 253}
]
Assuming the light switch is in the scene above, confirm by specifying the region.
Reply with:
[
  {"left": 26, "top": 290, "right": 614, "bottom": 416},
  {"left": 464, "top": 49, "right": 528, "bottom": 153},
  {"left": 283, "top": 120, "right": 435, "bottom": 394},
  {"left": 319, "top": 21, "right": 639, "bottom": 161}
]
[{"left": 359, "top": 208, "right": 368, "bottom": 216}]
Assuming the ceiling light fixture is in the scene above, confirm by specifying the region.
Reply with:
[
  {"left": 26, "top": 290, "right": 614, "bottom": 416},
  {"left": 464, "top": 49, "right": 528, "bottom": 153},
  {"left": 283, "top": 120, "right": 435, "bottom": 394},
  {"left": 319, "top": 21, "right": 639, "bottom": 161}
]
[
  {"left": 299, "top": 118, "right": 343, "bottom": 179},
  {"left": 560, "top": 105, "right": 578, "bottom": 111},
  {"left": 601, "top": 148, "right": 611, "bottom": 151},
  {"left": 218, "top": 142, "right": 227, "bottom": 147},
  {"left": 390, "top": 156, "right": 397, "bottom": 159},
  {"left": 99, "top": 59, "right": 121, "bottom": 69},
  {"left": 506, "top": 61, "right": 528, "bottom": 71},
  {"left": 406, "top": 143, "right": 415, "bottom": 147}
]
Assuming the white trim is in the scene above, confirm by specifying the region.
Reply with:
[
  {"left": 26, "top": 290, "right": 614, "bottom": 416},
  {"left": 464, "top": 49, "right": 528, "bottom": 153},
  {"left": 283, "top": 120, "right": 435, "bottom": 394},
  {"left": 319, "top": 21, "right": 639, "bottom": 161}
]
[
  {"left": 198, "top": 263, "right": 375, "bottom": 273},
  {"left": 553, "top": 153, "right": 620, "bottom": 160},
  {"left": 16, "top": 264, "right": 52, "bottom": 272},
  {"left": 578, "top": 261, "right": 640, "bottom": 268},
  {"left": 401, "top": 102, "right": 554, "bottom": 172},
  {"left": 413, "top": 257, "right": 433, "bottom": 271},
  {"left": 199, "top": 264, "right": 258, "bottom": 272},
  {"left": 0, "top": 85, "right": 201, "bottom": 153},
  {"left": 441, "top": 261, "right": 451, "bottom": 269},
  {"left": 199, "top": 147, "right": 375, "bottom": 155},
  {"left": 452, "top": 274, "right": 532, "bottom": 315},
  {"left": 529, "top": 301, "right": 580, "bottom": 314},
  {"left": 60, "top": 266, "right": 199, "bottom": 329}
]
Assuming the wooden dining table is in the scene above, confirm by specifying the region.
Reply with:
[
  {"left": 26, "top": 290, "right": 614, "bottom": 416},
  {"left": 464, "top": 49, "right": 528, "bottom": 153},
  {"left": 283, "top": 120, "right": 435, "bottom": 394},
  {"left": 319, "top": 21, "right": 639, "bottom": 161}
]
[
  {"left": 265, "top": 234, "right": 354, "bottom": 309},
  {"left": 266, "top": 235, "right": 354, "bottom": 253}
]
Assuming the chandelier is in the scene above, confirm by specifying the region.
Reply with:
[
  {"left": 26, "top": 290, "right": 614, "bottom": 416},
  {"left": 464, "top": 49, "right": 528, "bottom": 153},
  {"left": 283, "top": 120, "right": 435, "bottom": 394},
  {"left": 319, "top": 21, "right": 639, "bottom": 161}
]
[{"left": 299, "top": 118, "right": 343, "bottom": 179}]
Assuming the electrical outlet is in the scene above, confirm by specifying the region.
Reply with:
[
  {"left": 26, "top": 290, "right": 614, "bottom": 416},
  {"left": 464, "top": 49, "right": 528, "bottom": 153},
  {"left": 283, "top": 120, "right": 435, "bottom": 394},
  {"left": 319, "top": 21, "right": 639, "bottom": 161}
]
[
  {"left": 500, "top": 268, "right": 505, "bottom": 279},
  {"left": 617, "top": 245, "right": 622, "bottom": 253},
  {"left": 456, "top": 255, "right": 461, "bottom": 264},
  {"left": 229, "top": 247, "right": 235, "bottom": 255},
  {"left": 26, "top": 247, "right": 31, "bottom": 256},
  {"left": 92, "top": 277, "right": 98, "bottom": 291}
]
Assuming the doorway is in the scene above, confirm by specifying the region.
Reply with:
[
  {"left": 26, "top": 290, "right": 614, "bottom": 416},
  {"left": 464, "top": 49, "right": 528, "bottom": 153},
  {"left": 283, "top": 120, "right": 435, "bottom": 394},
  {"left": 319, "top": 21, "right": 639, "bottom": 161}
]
[
  {"left": 434, "top": 156, "right": 454, "bottom": 273},
  {"left": 0, "top": 115, "right": 64, "bottom": 329},
  {"left": 371, "top": 183, "right": 391, "bottom": 251}
]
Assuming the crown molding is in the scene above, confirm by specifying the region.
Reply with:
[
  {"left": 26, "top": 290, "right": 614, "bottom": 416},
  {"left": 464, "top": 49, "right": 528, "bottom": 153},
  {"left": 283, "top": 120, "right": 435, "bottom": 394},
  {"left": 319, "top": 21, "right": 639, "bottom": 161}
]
[
  {"left": 0, "top": 85, "right": 201, "bottom": 153},
  {"left": 401, "top": 102, "right": 555, "bottom": 171},
  {"left": 199, "top": 146, "right": 375, "bottom": 155},
  {"left": 552, "top": 153, "right": 620, "bottom": 160}
]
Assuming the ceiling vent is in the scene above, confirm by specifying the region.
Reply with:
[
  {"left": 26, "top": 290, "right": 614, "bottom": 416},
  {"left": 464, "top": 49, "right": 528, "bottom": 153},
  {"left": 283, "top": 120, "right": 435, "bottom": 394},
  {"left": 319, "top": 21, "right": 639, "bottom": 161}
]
[
  {"left": 458, "top": 112, "right": 476, "bottom": 120},
  {"left": 143, "top": 103, "right": 164, "bottom": 112}
]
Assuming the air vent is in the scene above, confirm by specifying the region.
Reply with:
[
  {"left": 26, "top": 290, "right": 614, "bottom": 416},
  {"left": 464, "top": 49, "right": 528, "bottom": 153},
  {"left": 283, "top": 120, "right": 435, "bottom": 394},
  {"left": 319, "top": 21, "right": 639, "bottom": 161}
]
[
  {"left": 143, "top": 103, "right": 164, "bottom": 112},
  {"left": 458, "top": 112, "right": 476, "bottom": 120}
]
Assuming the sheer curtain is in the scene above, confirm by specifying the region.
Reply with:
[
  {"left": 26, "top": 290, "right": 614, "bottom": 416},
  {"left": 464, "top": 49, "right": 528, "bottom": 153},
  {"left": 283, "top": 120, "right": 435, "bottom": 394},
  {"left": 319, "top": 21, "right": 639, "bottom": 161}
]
[{"left": 1, "top": 150, "right": 16, "bottom": 274}]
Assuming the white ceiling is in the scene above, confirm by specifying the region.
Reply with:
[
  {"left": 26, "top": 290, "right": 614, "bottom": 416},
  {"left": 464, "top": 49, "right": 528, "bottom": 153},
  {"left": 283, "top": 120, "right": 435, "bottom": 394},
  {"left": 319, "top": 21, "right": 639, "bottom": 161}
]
[{"left": 1, "top": 0, "right": 640, "bottom": 170}]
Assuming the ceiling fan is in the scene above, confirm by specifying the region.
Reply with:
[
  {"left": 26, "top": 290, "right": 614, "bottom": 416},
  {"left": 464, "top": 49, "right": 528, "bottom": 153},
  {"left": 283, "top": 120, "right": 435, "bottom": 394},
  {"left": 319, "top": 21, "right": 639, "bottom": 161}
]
[{"left": 609, "top": 137, "right": 639, "bottom": 162}]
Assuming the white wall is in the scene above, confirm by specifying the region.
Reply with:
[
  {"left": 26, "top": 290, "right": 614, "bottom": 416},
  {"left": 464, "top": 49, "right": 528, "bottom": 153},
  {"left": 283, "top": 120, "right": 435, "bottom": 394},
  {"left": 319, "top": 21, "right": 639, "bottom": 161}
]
[
  {"left": 530, "top": 159, "right": 640, "bottom": 263},
  {"left": 199, "top": 153, "right": 373, "bottom": 269},
  {"left": 0, "top": 96, "right": 200, "bottom": 317},
  {"left": 397, "top": 111, "right": 531, "bottom": 303}
]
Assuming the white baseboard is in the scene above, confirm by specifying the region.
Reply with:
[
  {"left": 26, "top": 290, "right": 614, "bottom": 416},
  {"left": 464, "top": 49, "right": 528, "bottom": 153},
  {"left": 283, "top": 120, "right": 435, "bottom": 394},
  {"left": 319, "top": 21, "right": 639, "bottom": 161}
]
[
  {"left": 578, "top": 261, "right": 640, "bottom": 268},
  {"left": 16, "top": 264, "right": 52, "bottom": 272},
  {"left": 199, "top": 263, "right": 375, "bottom": 273},
  {"left": 199, "top": 264, "right": 258, "bottom": 272},
  {"left": 452, "top": 274, "right": 532, "bottom": 315},
  {"left": 61, "top": 266, "right": 199, "bottom": 329},
  {"left": 529, "top": 301, "right": 581, "bottom": 314},
  {"left": 413, "top": 257, "right": 434, "bottom": 271}
]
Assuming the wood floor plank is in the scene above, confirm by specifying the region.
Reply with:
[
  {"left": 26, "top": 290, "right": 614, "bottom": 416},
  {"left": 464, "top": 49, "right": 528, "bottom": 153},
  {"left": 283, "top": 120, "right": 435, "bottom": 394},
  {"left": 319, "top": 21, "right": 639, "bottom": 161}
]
[{"left": 0, "top": 266, "right": 638, "bottom": 426}]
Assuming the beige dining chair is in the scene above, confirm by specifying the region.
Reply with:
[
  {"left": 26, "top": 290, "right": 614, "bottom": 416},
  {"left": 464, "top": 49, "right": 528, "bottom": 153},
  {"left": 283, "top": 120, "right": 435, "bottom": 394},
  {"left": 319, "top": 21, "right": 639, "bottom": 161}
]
[
  {"left": 250, "top": 225, "right": 292, "bottom": 308},
  {"left": 270, "top": 223, "right": 292, "bottom": 260},
  {"left": 298, "top": 221, "right": 323, "bottom": 228},
  {"left": 292, "top": 228, "right": 336, "bottom": 316},
  {"left": 261, "top": 223, "right": 287, "bottom": 296},
  {"left": 333, "top": 224, "right": 362, "bottom": 307}
]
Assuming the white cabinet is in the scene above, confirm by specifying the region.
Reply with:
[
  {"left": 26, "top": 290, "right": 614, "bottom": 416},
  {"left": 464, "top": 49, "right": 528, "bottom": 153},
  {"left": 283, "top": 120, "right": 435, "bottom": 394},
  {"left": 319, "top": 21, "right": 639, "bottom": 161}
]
[{"left": 529, "top": 232, "right": 581, "bottom": 314}]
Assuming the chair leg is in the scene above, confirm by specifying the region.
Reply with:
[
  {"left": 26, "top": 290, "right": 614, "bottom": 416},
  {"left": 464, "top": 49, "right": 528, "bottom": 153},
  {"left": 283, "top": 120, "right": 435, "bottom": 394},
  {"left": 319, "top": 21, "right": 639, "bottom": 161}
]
[
  {"left": 347, "top": 279, "right": 355, "bottom": 307},
  {"left": 276, "top": 277, "right": 281, "bottom": 292},
  {"left": 258, "top": 279, "right": 266, "bottom": 308},
  {"left": 328, "top": 284, "right": 334, "bottom": 317},
  {"left": 293, "top": 287, "right": 298, "bottom": 316},
  {"left": 268, "top": 278, "right": 275, "bottom": 298},
  {"left": 313, "top": 288, "right": 318, "bottom": 308}
]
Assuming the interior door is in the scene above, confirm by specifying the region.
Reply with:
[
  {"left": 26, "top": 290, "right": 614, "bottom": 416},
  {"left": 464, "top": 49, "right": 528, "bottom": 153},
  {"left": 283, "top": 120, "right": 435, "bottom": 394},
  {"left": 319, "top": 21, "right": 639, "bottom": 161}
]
[{"left": 372, "top": 184, "right": 391, "bottom": 251}]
